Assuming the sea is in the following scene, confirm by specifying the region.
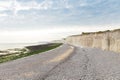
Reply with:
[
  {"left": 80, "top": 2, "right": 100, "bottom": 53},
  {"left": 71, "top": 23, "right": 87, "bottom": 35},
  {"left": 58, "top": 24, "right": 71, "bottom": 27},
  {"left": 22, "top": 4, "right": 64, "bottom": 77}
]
[{"left": 0, "top": 42, "right": 48, "bottom": 50}]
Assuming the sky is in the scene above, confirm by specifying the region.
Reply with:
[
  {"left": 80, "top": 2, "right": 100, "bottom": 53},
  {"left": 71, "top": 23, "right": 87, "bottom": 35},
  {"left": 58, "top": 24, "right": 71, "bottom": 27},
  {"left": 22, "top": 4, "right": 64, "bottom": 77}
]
[{"left": 0, "top": 0, "right": 120, "bottom": 43}]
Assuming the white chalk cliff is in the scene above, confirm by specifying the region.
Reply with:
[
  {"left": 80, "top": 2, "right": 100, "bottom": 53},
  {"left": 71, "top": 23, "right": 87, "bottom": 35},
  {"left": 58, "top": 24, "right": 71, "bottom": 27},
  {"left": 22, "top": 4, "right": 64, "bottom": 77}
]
[{"left": 65, "top": 29, "right": 120, "bottom": 53}]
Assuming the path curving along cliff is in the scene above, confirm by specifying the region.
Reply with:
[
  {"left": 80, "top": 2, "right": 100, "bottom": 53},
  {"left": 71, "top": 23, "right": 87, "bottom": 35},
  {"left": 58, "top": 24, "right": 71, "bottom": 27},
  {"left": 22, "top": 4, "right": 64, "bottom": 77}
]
[{"left": 65, "top": 29, "right": 120, "bottom": 53}]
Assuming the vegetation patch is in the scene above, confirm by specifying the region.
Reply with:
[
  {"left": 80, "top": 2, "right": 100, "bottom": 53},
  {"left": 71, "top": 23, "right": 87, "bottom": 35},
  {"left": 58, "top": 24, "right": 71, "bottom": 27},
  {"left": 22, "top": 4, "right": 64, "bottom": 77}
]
[
  {"left": 0, "top": 43, "right": 62, "bottom": 63},
  {"left": 82, "top": 30, "right": 111, "bottom": 35}
]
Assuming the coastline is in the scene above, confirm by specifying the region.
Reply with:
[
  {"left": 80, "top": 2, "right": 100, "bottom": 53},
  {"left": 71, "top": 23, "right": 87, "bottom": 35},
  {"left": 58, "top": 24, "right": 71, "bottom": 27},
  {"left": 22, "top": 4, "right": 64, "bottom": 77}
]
[
  {"left": 0, "top": 42, "right": 49, "bottom": 50},
  {"left": 0, "top": 43, "right": 62, "bottom": 63},
  {"left": 0, "top": 42, "right": 50, "bottom": 56}
]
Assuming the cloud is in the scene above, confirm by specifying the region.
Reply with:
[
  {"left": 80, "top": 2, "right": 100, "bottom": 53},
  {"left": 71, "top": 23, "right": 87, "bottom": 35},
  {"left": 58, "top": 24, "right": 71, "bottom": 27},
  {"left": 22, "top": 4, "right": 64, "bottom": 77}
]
[
  {"left": 0, "top": 13, "right": 8, "bottom": 17},
  {"left": 0, "top": 0, "right": 120, "bottom": 43},
  {"left": 0, "top": 0, "right": 11, "bottom": 11},
  {"left": 0, "top": 0, "right": 71, "bottom": 16},
  {"left": 0, "top": 0, "right": 120, "bottom": 27},
  {"left": 0, "top": 0, "right": 52, "bottom": 16}
]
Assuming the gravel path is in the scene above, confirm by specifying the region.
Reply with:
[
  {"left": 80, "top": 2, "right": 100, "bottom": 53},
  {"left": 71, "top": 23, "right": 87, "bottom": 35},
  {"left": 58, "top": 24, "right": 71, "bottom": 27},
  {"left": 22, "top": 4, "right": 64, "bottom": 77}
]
[
  {"left": 45, "top": 47, "right": 120, "bottom": 80},
  {"left": 1, "top": 44, "right": 120, "bottom": 80},
  {"left": 0, "top": 44, "right": 74, "bottom": 80}
]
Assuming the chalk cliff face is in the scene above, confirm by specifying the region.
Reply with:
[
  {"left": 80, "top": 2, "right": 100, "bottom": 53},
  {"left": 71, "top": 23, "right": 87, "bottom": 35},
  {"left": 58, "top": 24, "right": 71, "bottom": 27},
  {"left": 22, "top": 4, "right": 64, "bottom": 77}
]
[{"left": 65, "top": 29, "right": 120, "bottom": 53}]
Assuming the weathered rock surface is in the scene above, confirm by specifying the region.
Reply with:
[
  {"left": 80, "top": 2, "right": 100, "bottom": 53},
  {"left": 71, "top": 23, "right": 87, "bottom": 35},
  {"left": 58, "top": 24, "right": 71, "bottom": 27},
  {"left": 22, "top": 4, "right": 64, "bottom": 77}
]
[{"left": 65, "top": 29, "right": 120, "bottom": 53}]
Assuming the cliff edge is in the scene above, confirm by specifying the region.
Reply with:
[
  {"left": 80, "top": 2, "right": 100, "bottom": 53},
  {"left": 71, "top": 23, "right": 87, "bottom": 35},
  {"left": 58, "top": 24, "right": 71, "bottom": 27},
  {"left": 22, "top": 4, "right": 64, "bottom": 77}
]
[{"left": 65, "top": 29, "right": 120, "bottom": 53}]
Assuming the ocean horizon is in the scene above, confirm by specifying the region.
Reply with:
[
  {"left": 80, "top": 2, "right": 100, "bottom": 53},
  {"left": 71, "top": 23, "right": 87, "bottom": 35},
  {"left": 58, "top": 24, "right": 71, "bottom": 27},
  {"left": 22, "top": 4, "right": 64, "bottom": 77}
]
[{"left": 0, "top": 42, "right": 49, "bottom": 50}]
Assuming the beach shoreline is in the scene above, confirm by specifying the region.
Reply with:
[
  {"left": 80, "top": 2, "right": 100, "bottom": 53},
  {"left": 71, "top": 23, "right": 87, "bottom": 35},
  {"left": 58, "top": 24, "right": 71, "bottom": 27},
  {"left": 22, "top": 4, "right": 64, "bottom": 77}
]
[
  {"left": 0, "top": 42, "right": 50, "bottom": 55},
  {"left": 0, "top": 43, "right": 62, "bottom": 63}
]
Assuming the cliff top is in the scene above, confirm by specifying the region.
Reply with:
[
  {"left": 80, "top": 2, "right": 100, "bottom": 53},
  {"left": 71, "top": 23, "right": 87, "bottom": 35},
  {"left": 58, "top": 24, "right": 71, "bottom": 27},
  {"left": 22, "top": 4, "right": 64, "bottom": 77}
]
[{"left": 70, "top": 28, "right": 120, "bottom": 37}]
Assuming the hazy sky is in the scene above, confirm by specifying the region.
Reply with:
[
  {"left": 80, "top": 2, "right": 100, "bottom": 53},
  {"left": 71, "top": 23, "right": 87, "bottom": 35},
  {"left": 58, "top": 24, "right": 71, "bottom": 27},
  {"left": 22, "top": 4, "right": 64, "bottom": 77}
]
[{"left": 0, "top": 0, "right": 120, "bottom": 43}]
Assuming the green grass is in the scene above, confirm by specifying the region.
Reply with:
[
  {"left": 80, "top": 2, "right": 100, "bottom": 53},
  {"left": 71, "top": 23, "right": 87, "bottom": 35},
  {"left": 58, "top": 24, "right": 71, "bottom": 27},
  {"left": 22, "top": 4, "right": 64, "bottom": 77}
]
[{"left": 0, "top": 43, "right": 62, "bottom": 63}]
